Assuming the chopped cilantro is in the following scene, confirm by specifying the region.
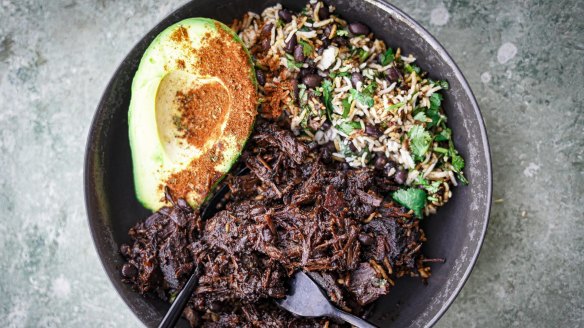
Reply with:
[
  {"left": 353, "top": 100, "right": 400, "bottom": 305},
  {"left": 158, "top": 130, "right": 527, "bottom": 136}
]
[
  {"left": 362, "top": 81, "right": 377, "bottom": 95},
  {"left": 336, "top": 29, "right": 349, "bottom": 36},
  {"left": 426, "top": 107, "right": 442, "bottom": 128},
  {"left": 392, "top": 188, "right": 427, "bottom": 218},
  {"left": 451, "top": 153, "right": 465, "bottom": 172},
  {"left": 342, "top": 98, "right": 351, "bottom": 118},
  {"left": 435, "top": 128, "right": 452, "bottom": 141},
  {"left": 298, "top": 39, "right": 314, "bottom": 56},
  {"left": 349, "top": 88, "right": 374, "bottom": 107},
  {"left": 457, "top": 173, "right": 469, "bottom": 185},
  {"left": 379, "top": 48, "right": 395, "bottom": 66},
  {"left": 276, "top": 19, "right": 285, "bottom": 28},
  {"left": 408, "top": 125, "right": 432, "bottom": 161},
  {"left": 429, "top": 93, "right": 443, "bottom": 111},
  {"left": 285, "top": 54, "right": 303, "bottom": 69},
  {"left": 358, "top": 48, "right": 371, "bottom": 62},
  {"left": 434, "top": 146, "right": 449, "bottom": 154},
  {"left": 437, "top": 80, "right": 449, "bottom": 90},
  {"left": 413, "top": 111, "right": 427, "bottom": 122},
  {"left": 386, "top": 101, "right": 405, "bottom": 112},
  {"left": 321, "top": 80, "right": 334, "bottom": 120},
  {"left": 404, "top": 64, "right": 421, "bottom": 74},
  {"left": 448, "top": 140, "right": 468, "bottom": 185},
  {"left": 414, "top": 175, "right": 442, "bottom": 194},
  {"left": 335, "top": 121, "right": 362, "bottom": 135}
]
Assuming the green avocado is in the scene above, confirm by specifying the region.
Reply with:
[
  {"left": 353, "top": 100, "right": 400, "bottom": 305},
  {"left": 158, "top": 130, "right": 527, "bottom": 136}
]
[{"left": 128, "top": 18, "right": 258, "bottom": 211}]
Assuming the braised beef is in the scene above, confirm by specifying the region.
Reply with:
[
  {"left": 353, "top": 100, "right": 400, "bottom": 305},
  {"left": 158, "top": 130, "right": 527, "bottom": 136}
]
[{"left": 121, "top": 120, "right": 430, "bottom": 327}]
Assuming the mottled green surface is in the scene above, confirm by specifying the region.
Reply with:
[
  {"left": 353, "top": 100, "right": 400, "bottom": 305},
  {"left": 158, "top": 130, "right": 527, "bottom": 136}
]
[{"left": 0, "top": 0, "right": 582, "bottom": 327}]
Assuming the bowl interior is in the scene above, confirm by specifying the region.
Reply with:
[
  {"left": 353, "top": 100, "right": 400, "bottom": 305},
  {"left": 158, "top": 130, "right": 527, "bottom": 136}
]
[{"left": 85, "top": 1, "right": 492, "bottom": 327}]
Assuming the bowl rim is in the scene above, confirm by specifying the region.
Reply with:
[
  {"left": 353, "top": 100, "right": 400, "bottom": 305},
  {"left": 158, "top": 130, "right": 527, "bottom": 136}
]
[{"left": 84, "top": 0, "right": 492, "bottom": 327}]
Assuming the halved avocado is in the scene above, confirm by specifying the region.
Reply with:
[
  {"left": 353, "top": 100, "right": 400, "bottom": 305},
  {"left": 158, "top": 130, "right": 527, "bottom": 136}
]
[{"left": 128, "top": 18, "right": 258, "bottom": 211}]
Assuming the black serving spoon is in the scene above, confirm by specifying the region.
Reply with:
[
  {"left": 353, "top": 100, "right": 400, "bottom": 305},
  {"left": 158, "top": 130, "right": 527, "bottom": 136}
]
[
  {"left": 277, "top": 271, "right": 379, "bottom": 328},
  {"left": 158, "top": 169, "right": 247, "bottom": 328}
]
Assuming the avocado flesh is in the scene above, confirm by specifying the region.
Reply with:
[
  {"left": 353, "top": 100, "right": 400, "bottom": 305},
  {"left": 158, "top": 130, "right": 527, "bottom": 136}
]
[{"left": 129, "top": 18, "right": 257, "bottom": 211}]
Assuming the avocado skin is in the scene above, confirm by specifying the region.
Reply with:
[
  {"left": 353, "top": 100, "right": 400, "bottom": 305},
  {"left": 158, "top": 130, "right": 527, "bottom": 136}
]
[{"left": 128, "top": 18, "right": 257, "bottom": 211}]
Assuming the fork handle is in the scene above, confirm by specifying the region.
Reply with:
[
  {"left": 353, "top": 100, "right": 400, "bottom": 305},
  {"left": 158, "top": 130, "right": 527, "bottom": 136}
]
[{"left": 331, "top": 308, "right": 379, "bottom": 328}]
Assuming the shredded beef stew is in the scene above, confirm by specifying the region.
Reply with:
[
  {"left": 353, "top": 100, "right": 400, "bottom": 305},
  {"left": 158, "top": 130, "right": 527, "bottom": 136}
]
[{"left": 121, "top": 120, "right": 431, "bottom": 327}]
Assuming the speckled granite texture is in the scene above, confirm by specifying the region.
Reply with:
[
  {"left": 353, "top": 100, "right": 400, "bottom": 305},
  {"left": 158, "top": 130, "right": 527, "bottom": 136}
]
[{"left": 0, "top": 0, "right": 582, "bottom": 327}]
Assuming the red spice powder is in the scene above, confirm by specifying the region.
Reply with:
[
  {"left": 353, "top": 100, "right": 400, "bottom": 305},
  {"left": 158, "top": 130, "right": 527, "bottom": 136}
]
[{"left": 163, "top": 23, "right": 258, "bottom": 207}]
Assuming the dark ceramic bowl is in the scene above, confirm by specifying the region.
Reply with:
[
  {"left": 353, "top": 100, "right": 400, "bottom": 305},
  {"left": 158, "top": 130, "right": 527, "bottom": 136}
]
[{"left": 85, "top": 0, "right": 492, "bottom": 327}]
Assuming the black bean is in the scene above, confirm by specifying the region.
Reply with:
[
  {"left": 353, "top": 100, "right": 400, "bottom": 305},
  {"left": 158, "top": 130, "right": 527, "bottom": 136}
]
[
  {"left": 321, "top": 120, "right": 332, "bottom": 130},
  {"left": 386, "top": 67, "right": 402, "bottom": 82},
  {"left": 121, "top": 263, "right": 138, "bottom": 278},
  {"left": 351, "top": 72, "right": 363, "bottom": 87},
  {"left": 325, "top": 141, "right": 336, "bottom": 151},
  {"left": 299, "top": 66, "right": 316, "bottom": 79},
  {"left": 278, "top": 9, "right": 293, "bottom": 23},
  {"left": 319, "top": 33, "right": 331, "bottom": 48},
  {"left": 177, "top": 198, "right": 192, "bottom": 212},
  {"left": 348, "top": 142, "right": 357, "bottom": 153},
  {"left": 291, "top": 79, "right": 299, "bottom": 100},
  {"left": 260, "top": 38, "right": 271, "bottom": 51},
  {"left": 293, "top": 44, "right": 305, "bottom": 62},
  {"left": 358, "top": 233, "right": 374, "bottom": 245},
  {"left": 255, "top": 69, "right": 266, "bottom": 86},
  {"left": 394, "top": 169, "right": 407, "bottom": 184},
  {"left": 341, "top": 162, "right": 351, "bottom": 171},
  {"left": 209, "top": 301, "right": 223, "bottom": 312},
  {"left": 120, "top": 244, "right": 130, "bottom": 256},
  {"left": 302, "top": 74, "right": 323, "bottom": 88},
  {"left": 308, "top": 141, "right": 318, "bottom": 151},
  {"left": 333, "top": 36, "right": 349, "bottom": 46},
  {"left": 365, "top": 123, "right": 382, "bottom": 137},
  {"left": 321, "top": 147, "right": 332, "bottom": 164},
  {"left": 323, "top": 25, "right": 333, "bottom": 39},
  {"left": 318, "top": 5, "right": 330, "bottom": 20},
  {"left": 348, "top": 22, "right": 370, "bottom": 35},
  {"left": 373, "top": 152, "right": 388, "bottom": 170},
  {"left": 260, "top": 23, "right": 273, "bottom": 38},
  {"left": 284, "top": 34, "right": 297, "bottom": 54}
]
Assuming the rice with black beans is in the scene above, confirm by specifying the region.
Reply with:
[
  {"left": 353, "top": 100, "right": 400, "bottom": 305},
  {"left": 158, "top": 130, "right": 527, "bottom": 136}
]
[{"left": 232, "top": 1, "right": 467, "bottom": 217}]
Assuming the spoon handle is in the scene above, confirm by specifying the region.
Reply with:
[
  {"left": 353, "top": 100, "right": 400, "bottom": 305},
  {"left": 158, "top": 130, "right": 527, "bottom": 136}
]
[
  {"left": 331, "top": 308, "right": 379, "bottom": 328},
  {"left": 158, "top": 264, "right": 203, "bottom": 328}
]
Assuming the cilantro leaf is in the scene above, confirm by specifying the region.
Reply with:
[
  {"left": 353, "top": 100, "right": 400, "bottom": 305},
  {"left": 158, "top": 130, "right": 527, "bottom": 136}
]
[
  {"left": 404, "top": 64, "right": 421, "bottom": 74},
  {"left": 429, "top": 93, "right": 443, "bottom": 111},
  {"left": 335, "top": 121, "right": 362, "bottom": 135},
  {"left": 437, "top": 80, "right": 449, "bottom": 90},
  {"left": 358, "top": 48, "right": 371, "bottom": 62},
  {"left": 413, "top": 111, "right": 427, "bottom": 122},
  {"left": 451, "top": 153, "right": 465, "bottom": 172},
  {"left": 285, "top": 54, "right": 303, "bottom": 69},
  {"left": 330, "top": 71, "right": 350, "bottom": 78},
  {"left": 349, "top": 88, "right": 374, "bottom": 107},
  {"left": 414, "top": 175, "right": 441, "bottom": 194},
  {"left": 408, "top": 125, "right": 432, "bottom": 161},
  {"left": 362, "top": 81, "right": 377, "bottom": 95},
  {"left": 392, "top": 188, "right": 427, "bottom": 218},
  {"left": 337, "top": 29, "right": 349, "bottom": 36},
  {"left": 448, "top": 140, "right": 465, "bottom": 172},
  {"left": 386, "top": 101, "right": 405, "bottom": 112},
  {"left": 298, "top": 40, "right": 314, "bottom": 57},
  {"left": 321, "top": 80, "right": 334, "bottom": 120},
  {"left": 379, "top": 48, "right": 395, "bottom": 66},
  {"left": 342, "top": 98, "right": 351, "bottom": 118}
]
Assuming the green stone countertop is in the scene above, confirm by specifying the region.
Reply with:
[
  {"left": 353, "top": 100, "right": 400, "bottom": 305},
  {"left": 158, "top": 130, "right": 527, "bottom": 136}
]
[{"left": 0, "top": 0, "right": 582, "bottom": 327}]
